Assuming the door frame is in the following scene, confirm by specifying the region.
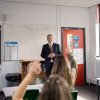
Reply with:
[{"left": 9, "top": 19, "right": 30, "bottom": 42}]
[{"left": 61, "top": 27, "right": 86, "bottom": 84}]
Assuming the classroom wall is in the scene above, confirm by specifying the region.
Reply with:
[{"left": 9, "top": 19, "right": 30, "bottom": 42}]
[
  {"left": 58, "top": 6, "right": 90, "bottom": 83},
  {"left": 88, "top": 6, "right": 98, "bottom": 84},
  {"left": 96, "top": 58, "right": 100, "bottom": 81},
  {"left": 0, "top": 1, "right": 90, "bottom": 91},
  {"left": 89, "top": 6, "right": 100, "bottom": 84}
]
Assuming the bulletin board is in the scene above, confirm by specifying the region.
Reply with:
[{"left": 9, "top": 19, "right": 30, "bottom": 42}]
[
  {"left": 3, "top": 24, "right": 57, "bottom": 60},
  {"left": 4, "top": 41, "right": 18, "bottom": 61}
]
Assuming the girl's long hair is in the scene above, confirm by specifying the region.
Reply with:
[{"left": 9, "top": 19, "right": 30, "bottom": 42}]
[
  {"left": 38, "top": 75, "right": 72, "bottom": 100},
  {"left": 51, "top": 54, "right": 72, "bottom": 86}
]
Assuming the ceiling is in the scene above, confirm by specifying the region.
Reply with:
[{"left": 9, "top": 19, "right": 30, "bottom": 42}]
[{"left": 0, "top": 0, "right": 100, "bottom": 7}]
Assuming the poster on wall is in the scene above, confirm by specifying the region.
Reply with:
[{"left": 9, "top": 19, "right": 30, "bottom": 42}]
[
  {"left": 11, "top": 42, "right": 18, "bottom": 60},
  {"left": 67, "top": 34, "right": 72, "bottom": 47},
  {"left": 4, "top": 42, "right": 11, "bottom": 60},
  {"left": 4, "top": 42, "right": 18, "bottom": 60},
  {"left": 73, "top": 48, "right": 83, "bottom": 64}
]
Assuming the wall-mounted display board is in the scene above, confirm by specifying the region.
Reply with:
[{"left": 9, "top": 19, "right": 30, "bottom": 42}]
[
  {"left": 4, "top": 42, "right": 18, "bottom": 61},
  {"left": 3, "top": 24, "right": 57, "bottom": 60}
]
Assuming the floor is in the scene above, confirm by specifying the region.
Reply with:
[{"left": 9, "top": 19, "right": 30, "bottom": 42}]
[
  {"left": 0, "top": 84, "right": 99, "bottom": 100},
  {"left": 76, "top": 84, "right": 97, "bottom": 100}
]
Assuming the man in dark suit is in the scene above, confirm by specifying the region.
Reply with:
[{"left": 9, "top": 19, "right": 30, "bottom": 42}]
[{"left": 41, "top": 34, "right": 61, "bottom": 79}]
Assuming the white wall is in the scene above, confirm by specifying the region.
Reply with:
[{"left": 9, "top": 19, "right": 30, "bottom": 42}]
[
  {"left": 0, "top": 2, "right": 57, "bottom": 91},
  {"left": 56, "top": 7, "right": 90, "bottom": 83},
  {"left": 96, "top": 58, "right": 100, "bottom": 78},
  {"left": 0, "top": 2, "right": 57, "bottom": 25},
  {"left": 0, "top": 61, "right": 20, "bottom": 89},
  {"left": 88, "top": 6, "right": 97, "bottom": 83},
  {"left": 0, "top": 1, "right": 89, "bottom": 91},
  {"left": 3, "top": 24, "right": 58, "bottom": 60},
  {"left": 58, "top": 6, "right": 90, "bottom": 82}
]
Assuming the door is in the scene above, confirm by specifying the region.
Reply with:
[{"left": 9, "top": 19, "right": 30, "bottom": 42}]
[{"left": 61, "top": 27, "right": 86, "bottom": 85}]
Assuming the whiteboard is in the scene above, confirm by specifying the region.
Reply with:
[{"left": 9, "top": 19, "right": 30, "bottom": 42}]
[{"left": 3, "top": 24, "right": 58, "bottom": 60}]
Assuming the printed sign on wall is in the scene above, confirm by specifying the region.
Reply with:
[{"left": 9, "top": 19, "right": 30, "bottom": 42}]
[{"left": 4, "top": 42, "right": 18, "bottom": 60}]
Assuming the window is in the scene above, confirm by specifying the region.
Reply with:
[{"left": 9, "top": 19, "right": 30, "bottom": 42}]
[
  {"left": 96, "top": 23, "right": 100, "bottom": 57},
  {"left": 96, "top": 5, "right": 100, "bottom": 57}
]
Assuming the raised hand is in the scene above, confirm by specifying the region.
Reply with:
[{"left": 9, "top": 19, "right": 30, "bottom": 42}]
[
  {"left": 27, "top": 61, "right": 41, "bottom": 77},
  {"left": 66, "top": 45, "right": 72, "bottom": 54}
]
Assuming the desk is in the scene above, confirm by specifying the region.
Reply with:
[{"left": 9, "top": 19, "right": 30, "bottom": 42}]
[
  {"left": 3, "top": 84, "right": 43, "bottom": 97},
  {"left": 20, "top": 60, "right": 45, "bottom": 81},
  {"left": 96, "top": 78, "right": 100, "bottom": 100}
]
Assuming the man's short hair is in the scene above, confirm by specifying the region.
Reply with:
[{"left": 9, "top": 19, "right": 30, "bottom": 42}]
[{"left": 47, "top": 34, "right": 53, "bottom": 38}]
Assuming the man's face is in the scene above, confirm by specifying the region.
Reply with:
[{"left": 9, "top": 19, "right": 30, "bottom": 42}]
[{"left": 47, "top": 35, "right": 53, "bottom": 43}]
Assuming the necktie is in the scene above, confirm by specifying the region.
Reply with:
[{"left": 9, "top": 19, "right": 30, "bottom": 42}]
[
  {"left": 50, "top": 43, "right": 53, "bottom": 62},
  {"left": 50, "top": 43, "right": 53, "bottom": 53}
]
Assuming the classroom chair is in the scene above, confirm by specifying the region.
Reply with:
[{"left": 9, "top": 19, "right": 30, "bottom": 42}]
[
  {"left": 71, "top": 90, "right": 78, "bottom": 100},
  {"left": 23, "top": 89, "right": 39, "bottom": 100}
]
